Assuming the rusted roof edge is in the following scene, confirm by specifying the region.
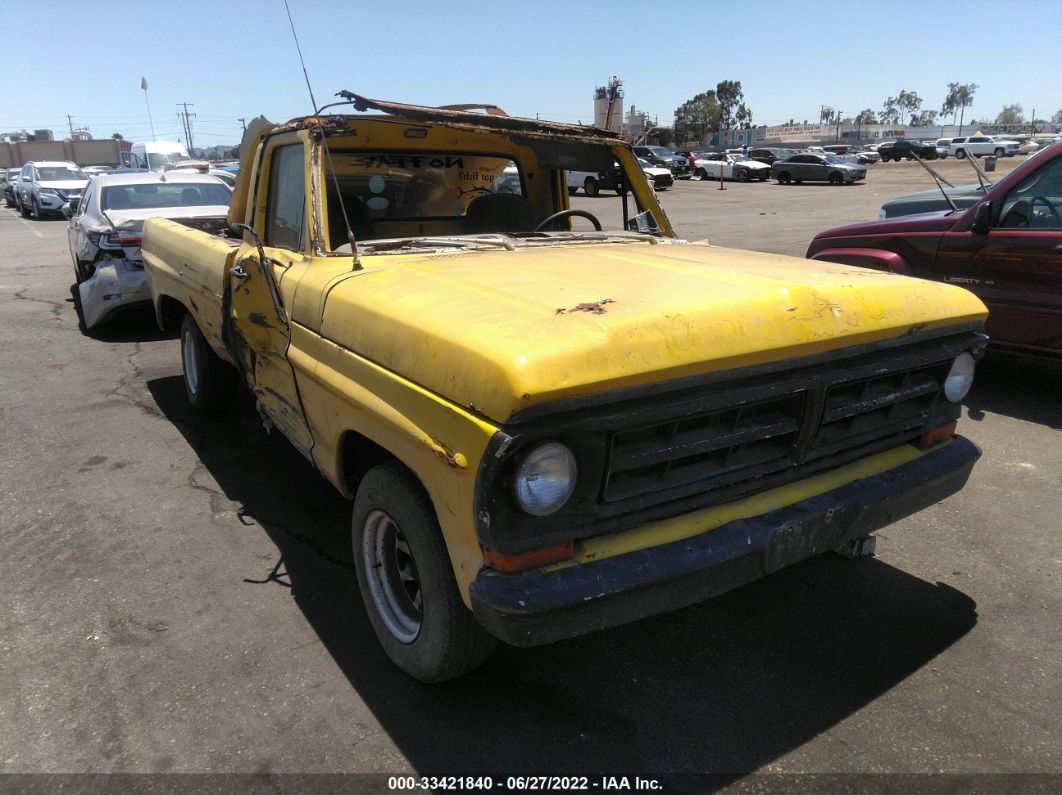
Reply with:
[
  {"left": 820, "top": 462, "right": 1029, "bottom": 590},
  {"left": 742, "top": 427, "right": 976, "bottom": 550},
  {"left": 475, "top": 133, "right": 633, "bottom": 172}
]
[{"left": 331, "top": 91, "right": 623, "bottom": 141}]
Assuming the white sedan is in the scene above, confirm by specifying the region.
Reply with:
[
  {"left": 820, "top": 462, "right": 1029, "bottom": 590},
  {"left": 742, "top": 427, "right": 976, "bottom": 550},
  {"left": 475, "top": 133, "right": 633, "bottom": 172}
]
[
  {"left": 691, "top": 153, "right": 771, "bottom": 182},
  {"left": 65, "top": 171, "right": 231, "bottom": 328}
]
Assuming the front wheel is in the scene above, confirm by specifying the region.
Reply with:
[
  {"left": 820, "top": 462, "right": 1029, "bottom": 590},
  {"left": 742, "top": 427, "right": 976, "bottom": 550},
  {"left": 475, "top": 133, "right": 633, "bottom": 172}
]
[
  {"left": 583, "top": 177, "right": 599, "bottom": 197},
  {"left": 737, "top": 169, "right": 750, "bottom": 182},
  {"left": 696, "top": 167, "right": 707, "bottom": 179},
  {"left": 777, "top": 172, "right": 791, "bottom": 184},
  {"left": 994, "top": 148, "right": 1004, "bottom": 158},
  {"left": 180, "top": 313, "right": 236, "bottom": 413},
  {"left": 352, "top": 463, "right": 497, "bottom": 682},
  {"left": 828, "top": 172, "right": 843, "bottom": 185},
  {"left": 955, "top": 149, "right": 966, "bottom": 159}
]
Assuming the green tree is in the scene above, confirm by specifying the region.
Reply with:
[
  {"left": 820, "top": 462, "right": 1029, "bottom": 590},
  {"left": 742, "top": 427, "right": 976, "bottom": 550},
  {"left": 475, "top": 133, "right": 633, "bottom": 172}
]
[
  {"left": 673, "top": 91, "right": 722, "bottom": 143},
  {"left": 910, "top": 110, "right": 938, "bottom": 127},
  {"left": 941, "top": 83, "right": 978, "bottom": 131},
  {"left": 855, "top": 109, "right": 877, "bottom": 125},
  {"left": 111, "top": 132, "right": 124, "bottom": 139},
  {"left": 995, "top": 104, "right": 1024, "bottom": 125},
  {"left": 881, "top": 97, "right": 899, "bottom": 125},
  {"left": 715, "top": 80, "right": 752, "bottom": 130}
]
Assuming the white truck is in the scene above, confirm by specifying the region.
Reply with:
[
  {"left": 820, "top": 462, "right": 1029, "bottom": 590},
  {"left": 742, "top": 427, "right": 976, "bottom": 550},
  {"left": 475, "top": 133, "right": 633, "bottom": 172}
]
[{"left": 948, "top": 135, "right": 1019, "bottom": 159}]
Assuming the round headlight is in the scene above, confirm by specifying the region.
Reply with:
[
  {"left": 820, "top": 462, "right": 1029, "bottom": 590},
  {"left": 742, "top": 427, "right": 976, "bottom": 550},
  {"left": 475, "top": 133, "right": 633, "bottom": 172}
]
[
  {"left": 512, "top": 442, "right": 577, "bottom": 517},
  {"left": 944, "top": 352, "right": 976, "bottom": 402}
]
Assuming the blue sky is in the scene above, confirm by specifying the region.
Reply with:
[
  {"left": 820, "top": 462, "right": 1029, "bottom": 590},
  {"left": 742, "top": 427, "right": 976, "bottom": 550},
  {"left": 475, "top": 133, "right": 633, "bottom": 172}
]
[{"left": 2, "top": 0, "right": 1059, "bottom": 146}]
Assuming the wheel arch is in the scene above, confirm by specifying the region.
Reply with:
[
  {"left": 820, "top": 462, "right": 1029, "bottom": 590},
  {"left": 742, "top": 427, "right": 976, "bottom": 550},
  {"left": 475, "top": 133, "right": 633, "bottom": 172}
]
[{"left": 808, "top": 246, "right": 913, "bottom": 276}]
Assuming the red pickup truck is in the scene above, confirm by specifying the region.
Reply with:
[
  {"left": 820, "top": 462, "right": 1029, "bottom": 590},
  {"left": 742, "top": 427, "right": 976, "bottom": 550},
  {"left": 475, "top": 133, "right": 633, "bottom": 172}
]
[{"left": 807, "top": 142, "right": 1062, "bottom": 358}]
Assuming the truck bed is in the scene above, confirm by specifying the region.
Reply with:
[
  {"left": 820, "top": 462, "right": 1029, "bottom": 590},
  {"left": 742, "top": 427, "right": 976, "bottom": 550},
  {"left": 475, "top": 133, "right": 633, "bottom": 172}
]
[{"left": 141, "top": 217, "right": 241, "bottom": 357}]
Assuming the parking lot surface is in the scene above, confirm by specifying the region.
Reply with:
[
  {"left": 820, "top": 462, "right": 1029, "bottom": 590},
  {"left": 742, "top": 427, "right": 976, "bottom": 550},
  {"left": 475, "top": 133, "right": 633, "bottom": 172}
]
[{"left": 1, "top": 157, "right": 1059, "bottom": 786}]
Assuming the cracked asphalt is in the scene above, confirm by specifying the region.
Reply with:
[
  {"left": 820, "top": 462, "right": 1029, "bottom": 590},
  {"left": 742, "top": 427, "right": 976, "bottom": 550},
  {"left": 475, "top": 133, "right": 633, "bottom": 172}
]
[{"left": 1, "top": 161, "right": 1059, "bottom": 787}]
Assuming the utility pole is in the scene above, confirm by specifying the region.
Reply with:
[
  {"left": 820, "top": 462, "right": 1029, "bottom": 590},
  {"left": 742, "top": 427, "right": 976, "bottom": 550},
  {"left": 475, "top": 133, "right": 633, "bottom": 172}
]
[
  {"left": 66, "top": 115, "right": 74, "bottom": 135},
  {"left": 177, "top": 102, "right": 196, "bottom": 151},
  {"left": 836, "top": 111, "right": 842, "bottom": 143},
  {"left": 238, "top": 117, "right": 247, "bottom": 132}
]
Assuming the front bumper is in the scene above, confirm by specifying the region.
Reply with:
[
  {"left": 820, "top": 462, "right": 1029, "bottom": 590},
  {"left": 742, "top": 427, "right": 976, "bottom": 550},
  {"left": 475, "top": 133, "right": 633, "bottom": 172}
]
[
  {"left": 78, "top": 260, "right": 150, "bottom": 328},
  {"left": 470, "top": 437, "right": 980, "bottom": 647}
]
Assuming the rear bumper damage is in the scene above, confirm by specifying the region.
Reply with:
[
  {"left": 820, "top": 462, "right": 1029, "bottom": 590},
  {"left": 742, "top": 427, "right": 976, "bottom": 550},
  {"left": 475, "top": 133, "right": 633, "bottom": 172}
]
[
  {"left": 78, "top": 260, "right": 150, "bottom": 328},
  {"left": 470, "top": 437, "right": 980, "bottom": 647}
]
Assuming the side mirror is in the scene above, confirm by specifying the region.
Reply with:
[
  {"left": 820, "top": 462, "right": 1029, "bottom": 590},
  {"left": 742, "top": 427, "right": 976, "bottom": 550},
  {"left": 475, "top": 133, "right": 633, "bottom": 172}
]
[{"left": 971, "top": 201, "right": 993, "bottom": 234}]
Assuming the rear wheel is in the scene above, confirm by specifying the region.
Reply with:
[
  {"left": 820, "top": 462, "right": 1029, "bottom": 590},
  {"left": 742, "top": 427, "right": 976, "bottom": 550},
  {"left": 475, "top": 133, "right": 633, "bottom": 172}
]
[
  {"left": 31, "top": 197, "right": 42, "bottom": 218},
  {"left": 994, "top": 147, "right": 1004, "bottom": 157},
  {"left": 353, "top": 462, "right": 497, "bottom": 682},
  {"left": 955, "top": 149, "right": 966, "bottom": 159},
  {"left": 180, "top": 314, "right": 236, "bottom": 413},
  {"left": 19, "top": 196, "right": 29, "bottom": 217},
  {"left": 583, "top": 177, "right": 599, "bottom": 197},
  {"left": 696, "top": 167, "right": 707, "bottom": 179},
  {"left": 828, "top": 172, "right": 843, "bottom": 185},
  {"left": 777, "top": 172, "right": 791, "bottom": 184}
]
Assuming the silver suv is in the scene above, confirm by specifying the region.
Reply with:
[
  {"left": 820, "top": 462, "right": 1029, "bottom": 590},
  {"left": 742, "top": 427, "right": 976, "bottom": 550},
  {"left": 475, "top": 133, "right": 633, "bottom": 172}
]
[{"left": 15, "top": 160, "right": 88, "bottom": 219}]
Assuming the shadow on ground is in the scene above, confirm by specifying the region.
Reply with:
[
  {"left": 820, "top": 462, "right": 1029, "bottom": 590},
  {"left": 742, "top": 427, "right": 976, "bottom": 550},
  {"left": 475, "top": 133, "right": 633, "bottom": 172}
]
[
  {"left": 148, "top": 375, "right": 978, "bottom": 784},
  {"left": 964, "top": 353, "right": 1062, "bottom": 428}
]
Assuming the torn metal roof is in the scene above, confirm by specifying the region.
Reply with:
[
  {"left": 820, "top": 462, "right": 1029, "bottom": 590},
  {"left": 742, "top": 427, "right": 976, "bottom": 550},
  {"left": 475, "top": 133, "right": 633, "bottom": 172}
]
[{"left": 332, "top": 91, "right": 624, "bottom": 142}]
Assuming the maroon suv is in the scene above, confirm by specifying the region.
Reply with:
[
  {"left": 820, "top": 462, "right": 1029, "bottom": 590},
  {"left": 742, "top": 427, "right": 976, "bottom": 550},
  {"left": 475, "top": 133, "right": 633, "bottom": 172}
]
[{"left": 807, "top": 143, "right": 1062, "bottom": 358}]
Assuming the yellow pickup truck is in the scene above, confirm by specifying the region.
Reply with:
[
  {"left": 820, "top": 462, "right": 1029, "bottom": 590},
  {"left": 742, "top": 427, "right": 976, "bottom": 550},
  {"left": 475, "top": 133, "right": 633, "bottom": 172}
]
[{"left": 142, "top": 93, "right": 988, "bottom": 682}]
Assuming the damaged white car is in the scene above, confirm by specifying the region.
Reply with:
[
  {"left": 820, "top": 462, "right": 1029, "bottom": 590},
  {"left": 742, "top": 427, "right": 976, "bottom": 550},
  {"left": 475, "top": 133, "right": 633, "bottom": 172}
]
[{"left": 65, "top": 172, "right": 231, "bottom": 328}]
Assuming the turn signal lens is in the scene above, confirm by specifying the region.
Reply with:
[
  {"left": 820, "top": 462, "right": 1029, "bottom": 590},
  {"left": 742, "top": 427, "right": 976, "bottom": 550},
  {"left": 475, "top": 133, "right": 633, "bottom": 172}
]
[{"left": 482, "top": 541, "right": 574, "bottom": 573}]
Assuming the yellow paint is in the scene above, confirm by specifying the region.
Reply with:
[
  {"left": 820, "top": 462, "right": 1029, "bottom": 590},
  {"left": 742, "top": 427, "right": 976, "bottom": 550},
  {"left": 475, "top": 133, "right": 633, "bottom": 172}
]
[
  {"left": 143, "top": 107, "right": 987, "bottom": 607},
  {"left": 320, "top": 242, "right": 986, "bottom": 422}
]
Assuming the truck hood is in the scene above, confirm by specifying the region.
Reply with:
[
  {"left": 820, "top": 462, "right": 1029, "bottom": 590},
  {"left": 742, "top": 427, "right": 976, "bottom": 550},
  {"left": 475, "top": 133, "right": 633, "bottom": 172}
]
[
  {"left": 814, "top": 210, "right": 960, "bottom": 240},
  {"left": 319, "top": 240, "right": 986, "bottom": 422}
]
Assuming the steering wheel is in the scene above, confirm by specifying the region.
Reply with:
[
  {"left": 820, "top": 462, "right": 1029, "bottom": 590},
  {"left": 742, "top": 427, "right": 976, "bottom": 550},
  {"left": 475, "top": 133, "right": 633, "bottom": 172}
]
[
  {"left": 1029, "top": 196, "right": 1061, "bottom": 227},
  {"left": 533, "top": 209, "right": 602, "bottom": 232}
]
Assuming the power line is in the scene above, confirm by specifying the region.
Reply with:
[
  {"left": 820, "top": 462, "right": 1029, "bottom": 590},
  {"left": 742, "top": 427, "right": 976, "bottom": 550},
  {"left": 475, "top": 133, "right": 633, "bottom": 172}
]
[{"left": 176, "top": 103, "right": 196, "bottom": 150}]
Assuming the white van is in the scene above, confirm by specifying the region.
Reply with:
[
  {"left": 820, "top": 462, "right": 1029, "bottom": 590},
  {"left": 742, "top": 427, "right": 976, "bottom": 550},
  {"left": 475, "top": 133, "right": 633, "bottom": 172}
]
[{"left": 123, "top": 141, "right": 191, "bottom": 171}]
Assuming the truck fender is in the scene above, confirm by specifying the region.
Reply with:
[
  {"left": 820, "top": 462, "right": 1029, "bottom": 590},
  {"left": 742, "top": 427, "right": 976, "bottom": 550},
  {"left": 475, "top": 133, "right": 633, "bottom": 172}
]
[{"left": 808, "top": 247, "right": 912, "bottom": 276}]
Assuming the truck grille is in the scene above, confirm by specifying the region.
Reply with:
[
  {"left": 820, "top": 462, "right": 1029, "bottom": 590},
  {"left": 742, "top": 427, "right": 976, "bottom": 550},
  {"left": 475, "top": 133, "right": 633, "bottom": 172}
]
[
  {"left": 604, "top": 394, "right": 804, "bottom": 502},
  {"left": 602, "top": 356, "right": 956, "bottom": 505}
]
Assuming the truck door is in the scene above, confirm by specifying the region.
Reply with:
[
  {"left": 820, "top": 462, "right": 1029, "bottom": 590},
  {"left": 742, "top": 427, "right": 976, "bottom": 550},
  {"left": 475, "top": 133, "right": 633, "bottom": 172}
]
[{"left": 227, "top": 138, "right": 315, "bottom": 458}]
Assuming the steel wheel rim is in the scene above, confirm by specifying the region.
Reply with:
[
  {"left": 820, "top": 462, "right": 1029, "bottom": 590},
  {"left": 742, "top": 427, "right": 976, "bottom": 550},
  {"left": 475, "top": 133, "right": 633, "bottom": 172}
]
[
  {"left": 362, "top": 509, "right": 422, "bottom": 643},
  {"left": 182, "top": 329, "right": 199, "bottom": 396}
]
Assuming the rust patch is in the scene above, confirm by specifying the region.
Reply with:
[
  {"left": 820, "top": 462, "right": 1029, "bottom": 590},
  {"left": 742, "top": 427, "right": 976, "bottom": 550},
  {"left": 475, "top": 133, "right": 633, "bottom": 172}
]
[{"left": 556, "top": 298, "right": 614, "bottom": 316}]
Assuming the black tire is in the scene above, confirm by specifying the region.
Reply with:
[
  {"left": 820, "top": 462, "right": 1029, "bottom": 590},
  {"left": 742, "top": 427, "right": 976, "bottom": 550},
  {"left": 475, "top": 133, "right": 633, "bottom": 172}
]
[
  {"left": 828, "top": 172, "right": 843, "bottom": 185},
  {"left": 955, "top": 149, "right": 966, "bottom": 159},
  {"left": 180, "top": 313, "right": 236, "bottom": 413},
  {"left": 583, "top": 177, "right": 599, "bottom": 197},
  {"left": 737, "top": 168, "right": 750, "bottom": 182},
  {"left": 32, "top": 198, "right": 42, "bottom": 218},
  {"left": 777, "top": 172, "right": 791, "bottom": 184},
  {"left": 4, "top": 193, "right": 12, "bottom": 208},
  {"left": 352, "top": 462, "right": 497, "bottom": 682},
  {"left": 994, "top": 147, "right": 1004, "bottom": 158},
  {"left": 696, "top": 167, "right": 707, "bottom": 179},
  {"left": 19, "top": 196, "right": 29, "bottom": 218}
]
